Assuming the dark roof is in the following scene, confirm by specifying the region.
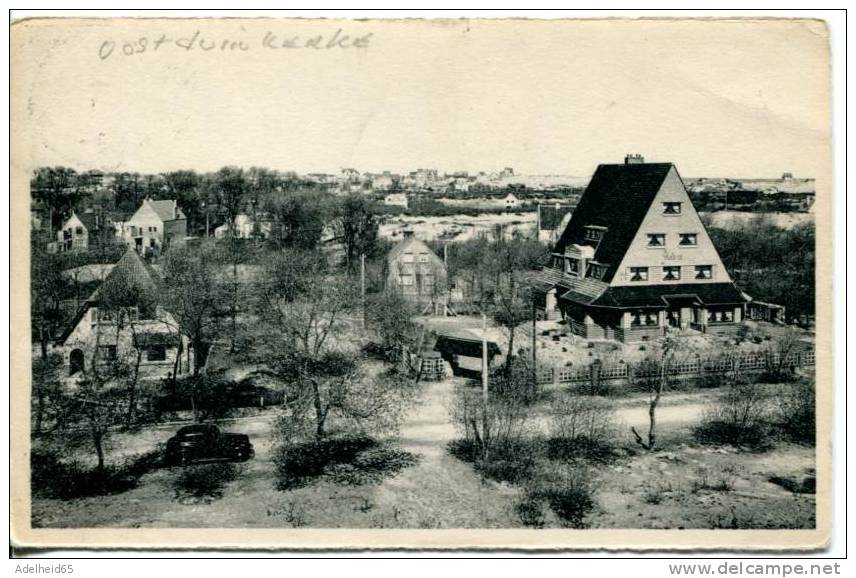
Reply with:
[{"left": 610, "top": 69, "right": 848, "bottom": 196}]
[
  {"left": 88, "top": 249, "right": 160, "bottom": 303},
  {"left": 77, "top": 212, "right": 100, "bottom": 232},
  {"left": 553, "top": 163, "right": 674, "bottom": 282},
  {"left": 56, "top": 250, "right": 162, "bottom": 345},
  {"left": 538, "top": 204, "right": 575, "bottom": 231},
  {"left": 434, "top": 335, "right": 502, "bottom": 359},
  {"left": 147, "top": 199, "right": 185, "bottom": 222},
  {"left": 585, "top": 282, "right": 747, "bottom": 309}
]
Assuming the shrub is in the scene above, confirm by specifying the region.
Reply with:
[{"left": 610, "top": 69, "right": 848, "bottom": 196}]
[
  {"left": 274, "top": 434, "right": 376, "bottom": 489},
  {"left": 547, "top": 394, "right": 618, "bottom": 461},
  {"left": 174, "top": 463, "right": 238, "bottom": 499},
  {"left": 448, "top": 383, "right": 531, "bottom": 465},
  {"left": 448, "top": 437, "right": 539, "bottom": 485},
  {"left": 768, "top": 474, "right": 815, "bottom": 494},
  {"left": 31, "top": 449, "right": 160, "bottom": 499},
  {"left": 775, "top": 379, "right": 815, "bottom": 444},
  {"left": 274, "top": 434, "right": 417, "bottom": 489},
  {"left": 524, "top": 462, "right": 596, "bottom": 528},
  {"left": 694, "top": 381, "right": 772, "bottom": 449},
  {"left": 692, "top": 463, "right": 742, "bottom": 492},
  {"left": 515, "top": 498, "right": 546, "bottom": 528}
]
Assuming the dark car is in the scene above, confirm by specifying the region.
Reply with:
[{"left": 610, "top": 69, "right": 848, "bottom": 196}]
[{"left": 165, "top": 424, "right": 254, "bottom": 466}]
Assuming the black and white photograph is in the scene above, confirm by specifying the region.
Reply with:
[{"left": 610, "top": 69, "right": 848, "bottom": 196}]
[{"left": 9, "top": 14, "right": 835, "bottom": 552}]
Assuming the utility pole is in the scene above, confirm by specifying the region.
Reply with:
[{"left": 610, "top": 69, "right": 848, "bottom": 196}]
[
  {"left": 360, "top": 253, "right": 367, "bottom": 329},
  {"left": 482, "top": 312, "right": 489, "bottom": 401},
  {"left": 531, "top": 297, "right": 537, "bottom": 389}
]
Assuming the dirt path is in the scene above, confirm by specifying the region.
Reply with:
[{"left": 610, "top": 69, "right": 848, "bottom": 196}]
[{"left": 369, "top": 377, "right": 522, "bottom": 528}]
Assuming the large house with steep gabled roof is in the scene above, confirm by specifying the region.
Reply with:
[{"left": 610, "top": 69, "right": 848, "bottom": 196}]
[
  {"left": 533, "top": 156, "right": 746, "bottom": 342},
  {"left": 115, "top": 198, "right": 187, "bottom": 256},
  {"left": 55, "top": 249, "right": 192, "bottom": 386}
]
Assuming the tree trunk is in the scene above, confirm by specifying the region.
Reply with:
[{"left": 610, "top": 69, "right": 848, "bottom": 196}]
[
  {"left": 34, "top": 327, "right": 50, "bottom": 435},
  {"left": 230, "top": 260, "right": 238, "bottom": 353},
  {"left": 192, "top": 336, "right": 204, "bottom": 375},
  {"left": 312, "top": 380, "right": 327, "bottom": 441},
  {"left": 505, "top": 325, "right": 516, "bottom": 378},
  {"left": 126, "top": 348, "right": 142, "bottom": 426}
]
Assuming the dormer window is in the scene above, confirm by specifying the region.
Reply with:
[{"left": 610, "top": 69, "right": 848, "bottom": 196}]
[
  {"left": 647, "top": 233, "right": 666, "bottom": 247},
  {"left": 587, "top": 262, "right": 608, "bottom": 280},
  {"left": 663, "top": 202, "right": 682, "bottom": 215},
  {"left": 679, "top": 233, "right": 698, "bottom": 246},
  {"left": 584, "top": 225, "right": 607, "bottom": 242},
  {"left": 565, "top": 258, "right": 580, "bottom": 276}
]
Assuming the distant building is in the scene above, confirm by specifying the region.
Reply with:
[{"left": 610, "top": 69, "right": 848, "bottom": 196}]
[
  {"left": 453, "top": 177, "right": 471, "bottom": 192},
  {"left": 499, "top": 167, "right": 515, "bottom": 178},
  {"left": 372, "top": 171, "right": 395, "bottom": 191},
  {"left": 385, "top": 231, "right": 447, "bottom": 308},
  {"left": 55, "top": 210, "right": 109, "bottom": 253},
  {"left": 533, "top": 157, "right": 746, "bottom": 341},
  {"left": 384, "top": 193, "right": 409, "bottom": 209},
  {"left": 410, "top": 168, "right": 439, "bottom": 188},
  {"left": 115, "top": 198, "right": 186, "bottom": 256},
  {"left": 782, "top": 172, "right": 794, "bottom": 180},
  {"left": 54, "top": 249, "right": 192, "bottom": 386},
  {"left": 503, "top": 192, "right": 520, "bottom": 209},
  {"left": 214, "top": 213, "right": 272, "bottom": 240}
]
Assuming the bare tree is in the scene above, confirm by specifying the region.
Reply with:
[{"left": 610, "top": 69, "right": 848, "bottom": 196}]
[{"left": 631, "top": 336, "right": 679, "bottom": 451}]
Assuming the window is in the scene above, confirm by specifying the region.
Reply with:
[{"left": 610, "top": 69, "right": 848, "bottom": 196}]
[
  {"left": 632, "top": 312, "right": 658, "bottom": 326},
  {"left": 629, "top": 267, "right": 648, "bottom": 281},
  {"left": 75, "top": 226, "right": 83, "bottom": 235},
  {"left": 663, "top": 202, "right": 682, "bottom": 215},
  {"left": 147, "top": 345, "right": 166, "bottom": 361},
  {"left": 695, "top": 265, "right": 713, "bottom": 279},
  {"left": 679, "top": 233, "right": 698, "bottom": 246},
  {"left": 647, "top": 233, "right": 666, "bottom": 247},
  {"left": 663, "top": 266, "right": 681, "bottom": 281},
  {"left": 587, "top": 263, "right": 607, "bottom": 280},
  {"left": 99, "top": 344, "right": 117, "bottom": 361},
  {"left": 584, "top": 226, "right": 606, "bottom": 242},
  {"left": 418, "top": 253, "right": 429, "bottom": 263},
  {"left": 402, "top": 252, "right": 414, "bottom": 263},
  {"left": 565, "top": 258, "right": 580, "bottom": 276},
  {"left": 399, "top": 274, "right": 413, "bottom": 286},
  {"left": 708, "top": 309, "right": 734, "bottom": 323}
]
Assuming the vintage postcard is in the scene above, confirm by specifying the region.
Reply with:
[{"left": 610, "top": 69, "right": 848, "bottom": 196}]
[{"left": 10, "top": 16, "right": 833, "bottom": 551}]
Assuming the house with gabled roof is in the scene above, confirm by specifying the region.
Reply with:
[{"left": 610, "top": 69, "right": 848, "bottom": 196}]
[
  {"left": 385, "top": 230, "right": 448, "bottom": 310},
  {"left": 55, "top": 249, "right": 192, "bottom": 385},
  {"left": 115, "top": 197, "right": 186, "bottom": 256},
  {"left": 533, "top": 155, "right": 746, "bottom": 342},
  {"left": 55, "top": 210, "right": 109, "bottom": 253}
]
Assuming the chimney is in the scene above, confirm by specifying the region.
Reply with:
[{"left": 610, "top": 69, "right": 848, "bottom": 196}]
[{"left": 625, "top": 154, "right": 645, "bottom": 165}]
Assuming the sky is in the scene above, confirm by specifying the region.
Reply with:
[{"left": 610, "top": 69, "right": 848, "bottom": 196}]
[{"left": 12, "top": 18, "right": 831, "bottom": 179}]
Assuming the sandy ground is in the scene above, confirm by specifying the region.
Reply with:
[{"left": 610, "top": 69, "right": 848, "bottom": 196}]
[
  {"left": 31, "top": 377, "right": 814, "bottom": 530},
  {"left": 699, "top": 211, "right": 813, "bottom": 230},
  {"left": 379, "top": 213, "right": 536, "bottom": 242}
]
